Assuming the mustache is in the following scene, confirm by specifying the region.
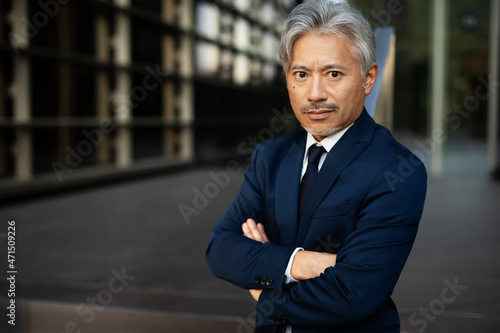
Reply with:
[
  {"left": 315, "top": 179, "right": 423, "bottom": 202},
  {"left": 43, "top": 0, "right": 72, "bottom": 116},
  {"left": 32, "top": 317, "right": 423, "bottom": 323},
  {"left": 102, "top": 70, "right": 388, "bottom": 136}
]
[{"left": 300, "top": 102, "right": 339, "bottom": 112}]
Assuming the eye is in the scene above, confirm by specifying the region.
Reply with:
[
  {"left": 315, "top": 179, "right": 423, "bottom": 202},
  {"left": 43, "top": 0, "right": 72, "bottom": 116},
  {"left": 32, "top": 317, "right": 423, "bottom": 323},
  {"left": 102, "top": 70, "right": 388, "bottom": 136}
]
[
  {"left": 294, "top": 71, "right": 307, "bottom": 79},
  {"left": 328, "top": 71, "right": 341, "bottom": 78}
]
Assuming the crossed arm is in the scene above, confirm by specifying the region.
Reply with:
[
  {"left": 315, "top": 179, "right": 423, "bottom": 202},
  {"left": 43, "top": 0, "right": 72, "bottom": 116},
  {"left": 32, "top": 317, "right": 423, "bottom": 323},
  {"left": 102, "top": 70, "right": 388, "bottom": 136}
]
[
  {"left": 207, "top": 143, "right": 427, "bottom": 327},
  {"left": 242, "top": 218, "right": 337, "bottom": 301}
]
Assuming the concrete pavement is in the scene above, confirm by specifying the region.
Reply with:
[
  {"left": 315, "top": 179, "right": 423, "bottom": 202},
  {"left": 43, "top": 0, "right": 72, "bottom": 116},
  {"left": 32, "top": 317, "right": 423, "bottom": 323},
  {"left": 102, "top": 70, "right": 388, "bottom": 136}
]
[{"left": 0, "top": 164, "right": 499, "bottom": 332}]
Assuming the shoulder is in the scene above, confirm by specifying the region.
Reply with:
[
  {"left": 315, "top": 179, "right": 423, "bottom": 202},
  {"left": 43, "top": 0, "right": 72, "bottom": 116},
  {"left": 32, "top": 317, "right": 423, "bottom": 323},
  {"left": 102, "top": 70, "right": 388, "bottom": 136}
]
[
  {"left": 372, "top": 125, "right": 419, "bottom": 160},
  {"left": 368, "top": 124, "right": 427, "bottom": 181},
  {"left": 345, "top": 118, "right": 427, "bottom": 184},
  {"left": 348, "top": 110, "right": 420, "bottom": 167}
]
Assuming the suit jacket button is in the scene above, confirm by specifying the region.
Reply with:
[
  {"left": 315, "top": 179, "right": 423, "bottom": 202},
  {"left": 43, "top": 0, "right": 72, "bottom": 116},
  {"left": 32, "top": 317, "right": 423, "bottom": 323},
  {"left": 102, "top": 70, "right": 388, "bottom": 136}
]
[
  {"left": 266, "top": 278, "right": 273, "bottom": 286},
  {"left": 269, "top": 315, "right": 277, "bottom": 323},
  {"left": 261, "top": 278, "right": 268, "bottom": 285},
  {"left": 254, "top": 276, "right": 262, "bottom": 284}
]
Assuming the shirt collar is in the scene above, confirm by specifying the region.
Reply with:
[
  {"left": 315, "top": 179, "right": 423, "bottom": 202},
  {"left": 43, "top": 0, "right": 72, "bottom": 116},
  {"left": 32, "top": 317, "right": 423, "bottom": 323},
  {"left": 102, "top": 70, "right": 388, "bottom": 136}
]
[{"left": 304, "top": 122, "right": 354, "bottom": 156}]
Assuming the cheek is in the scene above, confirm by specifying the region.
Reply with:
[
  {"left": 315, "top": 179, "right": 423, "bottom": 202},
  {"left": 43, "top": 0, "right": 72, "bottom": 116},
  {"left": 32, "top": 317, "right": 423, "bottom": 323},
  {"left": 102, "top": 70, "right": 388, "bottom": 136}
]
[
  {"left": 289, "top": 93, "right": 303, "bottom": 115},
  {"left": 288, "top": 88, "right": 299, "bottom": 101}
]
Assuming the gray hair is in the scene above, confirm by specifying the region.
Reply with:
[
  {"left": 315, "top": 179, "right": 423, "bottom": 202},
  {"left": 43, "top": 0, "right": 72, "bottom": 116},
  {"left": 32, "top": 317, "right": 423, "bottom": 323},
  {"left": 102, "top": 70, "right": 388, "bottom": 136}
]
[{"left": 279, "top": 1, "right": 376, "bottom": 76}]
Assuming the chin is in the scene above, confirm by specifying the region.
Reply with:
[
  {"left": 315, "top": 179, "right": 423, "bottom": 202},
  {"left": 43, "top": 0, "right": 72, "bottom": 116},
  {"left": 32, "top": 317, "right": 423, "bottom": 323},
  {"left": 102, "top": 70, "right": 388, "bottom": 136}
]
[{"left": 302, "top": 125, "right": 342, "bottom": 138}]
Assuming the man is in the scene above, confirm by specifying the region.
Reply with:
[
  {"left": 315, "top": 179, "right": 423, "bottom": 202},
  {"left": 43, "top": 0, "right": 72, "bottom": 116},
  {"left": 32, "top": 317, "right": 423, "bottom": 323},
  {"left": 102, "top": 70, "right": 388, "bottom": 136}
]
[{"left": 206, "top": 1, "right": 427, "bottom": 332}]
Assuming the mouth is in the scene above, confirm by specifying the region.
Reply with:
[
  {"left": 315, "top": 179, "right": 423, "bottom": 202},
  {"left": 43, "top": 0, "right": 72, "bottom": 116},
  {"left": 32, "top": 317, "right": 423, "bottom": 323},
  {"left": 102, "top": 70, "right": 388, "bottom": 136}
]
[{"left": 304, "top": 109, "right": 334, "bottom": 120}]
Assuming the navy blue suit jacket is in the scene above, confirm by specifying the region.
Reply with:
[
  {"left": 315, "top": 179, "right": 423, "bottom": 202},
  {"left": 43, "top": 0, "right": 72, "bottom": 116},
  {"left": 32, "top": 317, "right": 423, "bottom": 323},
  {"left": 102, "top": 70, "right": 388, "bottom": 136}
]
[{"left": 206, "top": 110, "right": 427, "bottom": 332}]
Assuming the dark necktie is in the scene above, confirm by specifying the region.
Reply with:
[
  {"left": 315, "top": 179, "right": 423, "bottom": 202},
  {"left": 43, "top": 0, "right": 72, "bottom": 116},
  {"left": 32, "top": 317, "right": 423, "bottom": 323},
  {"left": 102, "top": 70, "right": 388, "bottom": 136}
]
[{"left": 298, "top": 145, "right": 326, "bottom": 219}]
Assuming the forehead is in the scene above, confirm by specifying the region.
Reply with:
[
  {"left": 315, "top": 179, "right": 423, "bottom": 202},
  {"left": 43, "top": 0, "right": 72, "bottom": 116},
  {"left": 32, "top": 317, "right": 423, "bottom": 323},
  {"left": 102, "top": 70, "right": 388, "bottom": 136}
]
[{"left": 290, "top": 33, "right": 358, "bottom": 68}]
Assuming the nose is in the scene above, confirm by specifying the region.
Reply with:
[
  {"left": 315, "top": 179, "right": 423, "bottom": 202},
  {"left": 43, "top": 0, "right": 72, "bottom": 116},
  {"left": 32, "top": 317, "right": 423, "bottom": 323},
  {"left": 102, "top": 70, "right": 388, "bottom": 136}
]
[{"left": 307, "top": 76, "right": 328, "bottom": 103}]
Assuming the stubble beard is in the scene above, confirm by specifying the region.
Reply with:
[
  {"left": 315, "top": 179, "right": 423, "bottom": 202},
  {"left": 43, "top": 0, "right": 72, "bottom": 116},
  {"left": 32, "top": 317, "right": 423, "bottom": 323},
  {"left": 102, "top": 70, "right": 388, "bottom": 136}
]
[
  {"left": 301, "top": 124, "right": 342, "bottom": 138},
  {"left": 299, "top": 102, "right": 342, "bottom": 138}
]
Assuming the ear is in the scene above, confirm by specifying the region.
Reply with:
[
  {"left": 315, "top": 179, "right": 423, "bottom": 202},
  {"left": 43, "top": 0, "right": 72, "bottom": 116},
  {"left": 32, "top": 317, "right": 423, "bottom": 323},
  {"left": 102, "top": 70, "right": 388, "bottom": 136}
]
[{"left": 363, "top": 62, "right": 379, "bottom": 95}]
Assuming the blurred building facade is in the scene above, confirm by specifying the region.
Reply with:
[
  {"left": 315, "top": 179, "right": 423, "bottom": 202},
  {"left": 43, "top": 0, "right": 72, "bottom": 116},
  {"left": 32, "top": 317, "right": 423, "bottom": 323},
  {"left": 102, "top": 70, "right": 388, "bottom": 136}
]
[
  {"left": 0, "top": 0, "right": 297, "bottom": 199},
  {"left": 0, "top": 0, "right": 499, "bottom": 200},
  {"left": 350, "top": 0, "right": 500, "bottom": 178}
]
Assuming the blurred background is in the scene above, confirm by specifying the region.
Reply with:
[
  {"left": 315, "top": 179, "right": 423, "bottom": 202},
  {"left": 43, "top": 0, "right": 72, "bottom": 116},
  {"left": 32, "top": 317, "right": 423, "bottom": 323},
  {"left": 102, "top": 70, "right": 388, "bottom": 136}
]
[{"left": 0, "top": 0, "right": 499, "bottom": 332}]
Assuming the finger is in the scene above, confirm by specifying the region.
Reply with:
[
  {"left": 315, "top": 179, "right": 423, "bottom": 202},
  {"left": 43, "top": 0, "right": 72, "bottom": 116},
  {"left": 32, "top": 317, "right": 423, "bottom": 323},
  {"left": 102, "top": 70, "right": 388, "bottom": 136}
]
[
  {"left": 243, "top": 220, "right": 260, "bottom": 241},
  {"left": 257, "top": 223, "right": 269, "bottom": 243},
  {"left": 246, "top": 219, "right": 266, "bottom": 243},
  {"left": 249, "top": 289, "right": 263, "bottom": 302},
  {"left": 242, "top": 223, "right": 253, "bottom": 239}
]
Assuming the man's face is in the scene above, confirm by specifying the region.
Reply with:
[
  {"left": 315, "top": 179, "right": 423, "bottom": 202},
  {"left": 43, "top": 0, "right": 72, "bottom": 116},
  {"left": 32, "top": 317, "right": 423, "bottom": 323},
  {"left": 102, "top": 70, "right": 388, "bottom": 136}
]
[{"left": 286, "top": 33, "right": 378, "bottom": 141}]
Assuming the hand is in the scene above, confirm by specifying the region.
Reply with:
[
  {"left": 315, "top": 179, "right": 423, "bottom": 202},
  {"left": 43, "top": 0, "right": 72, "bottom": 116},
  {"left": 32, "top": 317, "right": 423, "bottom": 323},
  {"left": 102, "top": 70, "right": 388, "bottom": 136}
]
[
  {"left": 291, "top": 251, "right": 337, "bottom": 281},
  {"left": 242, "top": 218, "right": 269, "bottom": 244},
  {"left": 249, "top": 288, "right": 263, "bottom": 301},
  {"left": 242, "top": 219, "right": 268, "bottom": 301}
]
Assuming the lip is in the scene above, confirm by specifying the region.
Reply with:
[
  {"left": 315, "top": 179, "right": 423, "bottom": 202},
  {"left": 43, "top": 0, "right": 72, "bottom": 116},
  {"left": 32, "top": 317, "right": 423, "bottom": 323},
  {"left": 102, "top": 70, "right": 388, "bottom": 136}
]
[{"left": 304, "top": 109, "right": 333, "bottom": 120}]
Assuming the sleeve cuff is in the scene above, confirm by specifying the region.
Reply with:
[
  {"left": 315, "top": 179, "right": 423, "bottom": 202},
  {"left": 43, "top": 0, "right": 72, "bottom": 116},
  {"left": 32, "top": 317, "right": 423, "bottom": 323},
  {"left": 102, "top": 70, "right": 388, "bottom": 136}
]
[{"left": 284, "top": 247, "right": 304, "bottom": 284}]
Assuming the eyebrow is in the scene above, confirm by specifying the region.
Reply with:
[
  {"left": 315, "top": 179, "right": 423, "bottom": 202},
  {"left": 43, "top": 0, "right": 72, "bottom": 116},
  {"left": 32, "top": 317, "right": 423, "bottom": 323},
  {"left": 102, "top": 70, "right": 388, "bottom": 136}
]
[{"left": 290, "top": 63, "right": 348, "bottom": 71}]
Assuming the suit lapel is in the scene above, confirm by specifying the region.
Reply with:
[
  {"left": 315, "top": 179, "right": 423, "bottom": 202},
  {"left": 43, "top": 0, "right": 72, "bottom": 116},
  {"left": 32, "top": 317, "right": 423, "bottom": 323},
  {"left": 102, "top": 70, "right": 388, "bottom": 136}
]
[
  {"left": 275, "top": 131, "right": 306, "bottom": 246},
  {"left": 296, "top": 110, "right": 376, "bottom": 245}
]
